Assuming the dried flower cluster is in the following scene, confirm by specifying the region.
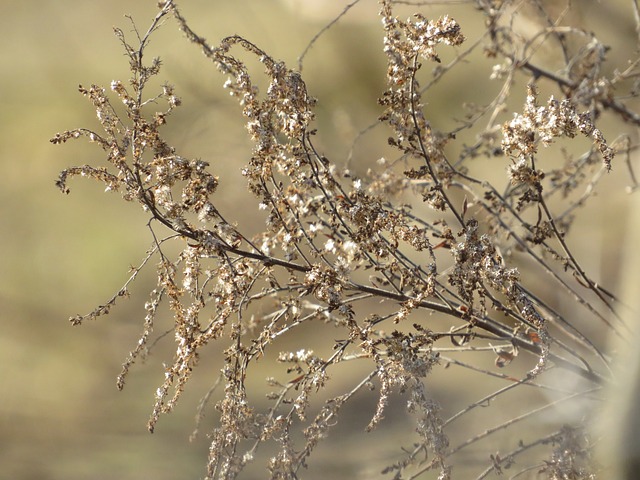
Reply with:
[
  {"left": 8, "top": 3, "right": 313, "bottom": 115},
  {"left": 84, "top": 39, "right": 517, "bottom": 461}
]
[{"left": 53, "top": 0, "right": 640, "bottom": 478}]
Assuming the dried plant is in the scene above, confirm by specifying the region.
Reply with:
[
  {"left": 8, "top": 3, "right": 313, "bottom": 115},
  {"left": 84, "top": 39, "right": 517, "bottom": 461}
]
[{"left": 52, "top": 1, "right": 640, "bottom": 478}]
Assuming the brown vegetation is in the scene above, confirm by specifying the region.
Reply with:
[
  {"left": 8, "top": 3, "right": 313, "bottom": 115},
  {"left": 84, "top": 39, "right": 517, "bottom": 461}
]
[{"left": 53, "top": 1, "right": 640, "bottom": 478}]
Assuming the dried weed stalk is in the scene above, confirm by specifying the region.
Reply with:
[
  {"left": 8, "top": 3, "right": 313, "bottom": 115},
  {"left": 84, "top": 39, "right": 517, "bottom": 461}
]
[{"left": 53, "top": 0, "right": 640, "bottom": 478}]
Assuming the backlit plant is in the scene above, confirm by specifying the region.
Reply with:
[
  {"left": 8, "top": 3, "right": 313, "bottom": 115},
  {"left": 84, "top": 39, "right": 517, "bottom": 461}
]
[{"left": 53, "top": 1, "right": 640, "bottom": 478}]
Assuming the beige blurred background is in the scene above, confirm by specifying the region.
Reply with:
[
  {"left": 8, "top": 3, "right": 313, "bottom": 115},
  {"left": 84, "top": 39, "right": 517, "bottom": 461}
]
[{"left": 2, "top": 1, "right": 638, "bottom": 479}]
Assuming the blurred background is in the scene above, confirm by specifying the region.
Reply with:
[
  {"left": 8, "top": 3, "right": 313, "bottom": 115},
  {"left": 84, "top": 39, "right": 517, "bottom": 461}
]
[{"left": 1, "top": 1, "right": 638, "bottom": 479}]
